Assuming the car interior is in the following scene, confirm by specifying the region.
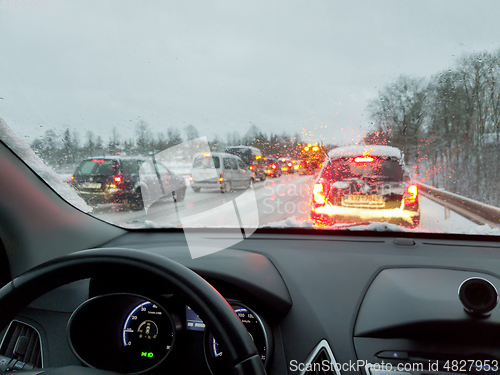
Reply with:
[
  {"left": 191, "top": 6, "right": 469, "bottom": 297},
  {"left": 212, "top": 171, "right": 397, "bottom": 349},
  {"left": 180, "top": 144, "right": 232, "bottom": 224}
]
[{"left": 2, "top": 131, "right": 500, "bottom": 375}]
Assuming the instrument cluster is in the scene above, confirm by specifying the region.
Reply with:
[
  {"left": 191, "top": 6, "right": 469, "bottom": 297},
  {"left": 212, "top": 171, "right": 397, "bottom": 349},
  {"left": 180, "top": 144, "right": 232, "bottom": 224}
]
[{"left": 68, "top": 293, "right": 272, "bottom": 374}]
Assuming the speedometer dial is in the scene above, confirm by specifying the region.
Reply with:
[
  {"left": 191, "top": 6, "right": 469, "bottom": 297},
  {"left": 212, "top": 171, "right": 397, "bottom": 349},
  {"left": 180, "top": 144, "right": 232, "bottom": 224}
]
[
  {"left": 122, "top": 301, "right": 174, "bottom": 357},
  {"left": 204, "top": 303, "right": 270, "bottom": 374}
]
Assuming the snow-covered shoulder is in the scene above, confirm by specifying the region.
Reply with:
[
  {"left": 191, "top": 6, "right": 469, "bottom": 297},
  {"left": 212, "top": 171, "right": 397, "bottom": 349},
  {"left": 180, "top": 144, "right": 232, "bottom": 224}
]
[{"left": 0, "top": 118, "right": 91, "bottom": 213}]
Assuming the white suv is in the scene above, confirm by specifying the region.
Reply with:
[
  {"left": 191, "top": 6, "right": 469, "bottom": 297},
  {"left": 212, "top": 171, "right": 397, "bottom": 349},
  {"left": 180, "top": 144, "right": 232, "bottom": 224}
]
[{"left": 190, "top": 152, "right": 254, "bottom": 193}]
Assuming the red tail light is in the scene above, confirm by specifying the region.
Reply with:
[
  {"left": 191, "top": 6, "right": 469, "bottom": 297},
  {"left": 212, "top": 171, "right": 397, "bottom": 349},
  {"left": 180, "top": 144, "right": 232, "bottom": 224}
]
[
  {"left": 92, "top": 159, "right": 105, "bottom": 163},
  {"left": 288, "top": 163, "right": 292, "bottom": 167},
  {"left": 219, "top": 173, "right": 224, "bottom": 182},
  {"left": 114, "top": 176, "right": 122, "bottom": 182},
  {"left": 313, "top": 183, "right": 326, "bottom": 205},
  {"left": 70, "top": 176, "right": 74, "bottom": 180},
  {"left": 249, "top": 166, "right": 253, "bottom": 170},
  {"left": 404, "top": 184, "right": 418, "bottom": 205},
  {"left": 271, "top": 164, "right": 276, "bottom": 169},
  {"left": 354, "top": 156, "right": 374, "bottom": 163}
]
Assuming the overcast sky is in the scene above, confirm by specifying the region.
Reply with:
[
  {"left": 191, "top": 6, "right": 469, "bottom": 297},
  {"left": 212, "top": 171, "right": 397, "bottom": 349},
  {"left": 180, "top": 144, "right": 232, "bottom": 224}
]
[{"left": 1, "top": 0, "right": 500, "bottom": 146}]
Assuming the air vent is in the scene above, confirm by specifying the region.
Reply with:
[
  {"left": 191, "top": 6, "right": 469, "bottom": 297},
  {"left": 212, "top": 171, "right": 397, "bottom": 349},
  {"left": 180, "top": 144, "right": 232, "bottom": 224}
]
[
  {"left": 0, "top": 320, "right": 43, "bottom": 368},
  {"left": 302, "top": 339, "right": 341, "bottom": 375}
]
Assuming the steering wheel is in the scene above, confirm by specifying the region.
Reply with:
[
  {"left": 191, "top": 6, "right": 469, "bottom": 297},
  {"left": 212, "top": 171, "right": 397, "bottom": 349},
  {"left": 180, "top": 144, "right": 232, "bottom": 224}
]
[{"left": 0, "top": 248, "right": 267, "bottom": 375}]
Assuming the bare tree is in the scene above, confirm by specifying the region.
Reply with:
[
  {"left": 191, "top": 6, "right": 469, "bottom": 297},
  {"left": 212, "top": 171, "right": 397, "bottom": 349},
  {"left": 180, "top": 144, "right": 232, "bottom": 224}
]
[
  {"left": 135, "top": 120, "right": 152, "bottom": 155},
  {"left": 184, "top": 124, "right": 199, "bottom": 141},
  {"left": 368, "top": 75, "right": 427, "bottom": 165}
]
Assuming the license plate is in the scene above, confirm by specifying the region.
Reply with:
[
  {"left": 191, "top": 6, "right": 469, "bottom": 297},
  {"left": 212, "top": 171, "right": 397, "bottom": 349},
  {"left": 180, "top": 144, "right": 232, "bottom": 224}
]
[
  {"left": 80, "top": 182, "right": 101, "bottom": 189},
  {"left": 346, "top": 194, "right": 383, "bottom": 203}
]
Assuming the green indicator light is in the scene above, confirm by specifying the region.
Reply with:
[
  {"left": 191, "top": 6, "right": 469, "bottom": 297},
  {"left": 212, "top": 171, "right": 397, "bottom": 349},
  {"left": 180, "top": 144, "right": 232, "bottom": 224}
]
[{"left": 140, "top": 352, "right": 154, "bottom": 358}]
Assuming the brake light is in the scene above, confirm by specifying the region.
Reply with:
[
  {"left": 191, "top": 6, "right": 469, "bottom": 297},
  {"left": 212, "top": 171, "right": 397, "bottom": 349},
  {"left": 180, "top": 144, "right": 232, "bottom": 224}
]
[
  {"left": 354, "top": 156, "right": 374, "bottom": 163},
  {"left": 288, "top": 163, "right": 292, "bottom": 167},
  {"left": 304, "top": 147, "right": 309, "bottom": 151},
  {"left": 272, "top": 164, "right": 276, "bottom": 169},
  {"left": 313, "top": 183, "right": 326, "bottom": 204},
  {"left": 70, "top": 176, "right": 74, "bottom": 180},
  {"left": 404, "top": 184, "right": 418, "bottom": 205},
  {"left": 92, "top": 159, "right": 105, "bottom": 163},
  {"left": 219, "top": 173, "right": 224, "bottom": 182},
  {"left": 114, "top": 176, "right": 122, "bottom": 182},
  {"left": 249, "top": 166, "right": 253, "bottom": 170}
]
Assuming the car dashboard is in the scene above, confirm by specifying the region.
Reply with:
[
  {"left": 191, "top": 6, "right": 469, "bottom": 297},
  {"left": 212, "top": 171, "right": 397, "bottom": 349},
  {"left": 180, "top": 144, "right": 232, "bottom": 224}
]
[{"left": 2, "top": 230, "right": 500, "bottom": 375}]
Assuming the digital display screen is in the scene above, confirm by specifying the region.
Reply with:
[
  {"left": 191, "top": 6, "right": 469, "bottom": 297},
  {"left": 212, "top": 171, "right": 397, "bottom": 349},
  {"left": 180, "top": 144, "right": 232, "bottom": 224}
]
[{"left": 185, "top": 306, "right": 205, "bottom": 331}]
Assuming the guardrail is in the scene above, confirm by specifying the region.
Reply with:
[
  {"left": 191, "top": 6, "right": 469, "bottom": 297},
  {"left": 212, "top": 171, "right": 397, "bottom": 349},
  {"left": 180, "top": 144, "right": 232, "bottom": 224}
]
[{"left": 417, "top": 183, "right": 500, "bottom": 228}]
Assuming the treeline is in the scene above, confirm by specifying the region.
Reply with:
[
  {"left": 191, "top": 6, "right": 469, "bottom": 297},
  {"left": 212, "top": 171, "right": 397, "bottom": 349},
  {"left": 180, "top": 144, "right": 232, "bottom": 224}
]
[
  {"left": 30, "top": 121, "right": 304, "bottom": 168},
  {"left": 365, "top": 49, "right": 500, "bottom": 206}
]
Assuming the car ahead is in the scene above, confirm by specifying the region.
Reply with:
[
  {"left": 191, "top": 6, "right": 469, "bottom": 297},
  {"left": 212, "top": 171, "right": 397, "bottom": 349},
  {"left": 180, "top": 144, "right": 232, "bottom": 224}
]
[
  {"left": 190, "top": 152, "right": 254, "bottom": 193},
  {"left": 278, "top": 158, "right": 294, "bottom": 174},
  {"left": 70, "top": 156, "right": 187, "bottom": 210},
  {"left": 310, "top": 145, "right": 420, "bottom": 228},
  {"left": 281, "top": 158, "right": 296, "bottom": 174},
  {"left": 263, "top": 157, "right": 282, "bottom": 178},
  {"left": 224, "top": 146, "right": 266, "bottom": 181},
  {"left": 298, "top": 144, "right": 323, "bottom": 175}
]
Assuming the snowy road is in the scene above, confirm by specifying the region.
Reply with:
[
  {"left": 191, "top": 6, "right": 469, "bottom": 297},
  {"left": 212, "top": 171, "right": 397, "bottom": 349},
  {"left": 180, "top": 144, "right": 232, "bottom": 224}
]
[
  {"left": 93, "top": 174, "right": 315, "bottom": 228},
  {"left": 92, "top": 173, "right": 493, "bottom": 233}
]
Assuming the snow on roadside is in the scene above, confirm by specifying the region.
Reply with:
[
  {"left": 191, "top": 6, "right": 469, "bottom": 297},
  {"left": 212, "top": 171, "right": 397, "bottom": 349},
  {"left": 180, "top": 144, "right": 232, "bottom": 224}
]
[
  {"left": 419, "top": 196, "right": 500, "bottom": 235},
  {"left": 0, "top": 118, "right": 92, "bottom": 213}
]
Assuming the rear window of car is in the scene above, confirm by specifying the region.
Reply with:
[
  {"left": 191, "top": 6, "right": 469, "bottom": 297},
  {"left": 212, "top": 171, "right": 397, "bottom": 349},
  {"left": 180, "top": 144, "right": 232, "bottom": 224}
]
[
  {"left": 192, "top": 156, "right": 220, "bottom": 169},
  {"left": 77, "top": 159, "right": 117, "bottom": 176},
  {"left": 326, "top": 157, "right": 405, "bottom": 181},
  {"left": 226, "top": 147, "right": 256, "bottom": 164},
  {"left": 121, "top": 160, "right": 141, "bottom": 175}
]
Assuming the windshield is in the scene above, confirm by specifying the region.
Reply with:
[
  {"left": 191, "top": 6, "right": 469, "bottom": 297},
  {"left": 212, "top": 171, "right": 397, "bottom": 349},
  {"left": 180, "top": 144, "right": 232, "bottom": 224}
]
[{"left": 2, "top": 1, "right": 500, "bottom": 236}]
